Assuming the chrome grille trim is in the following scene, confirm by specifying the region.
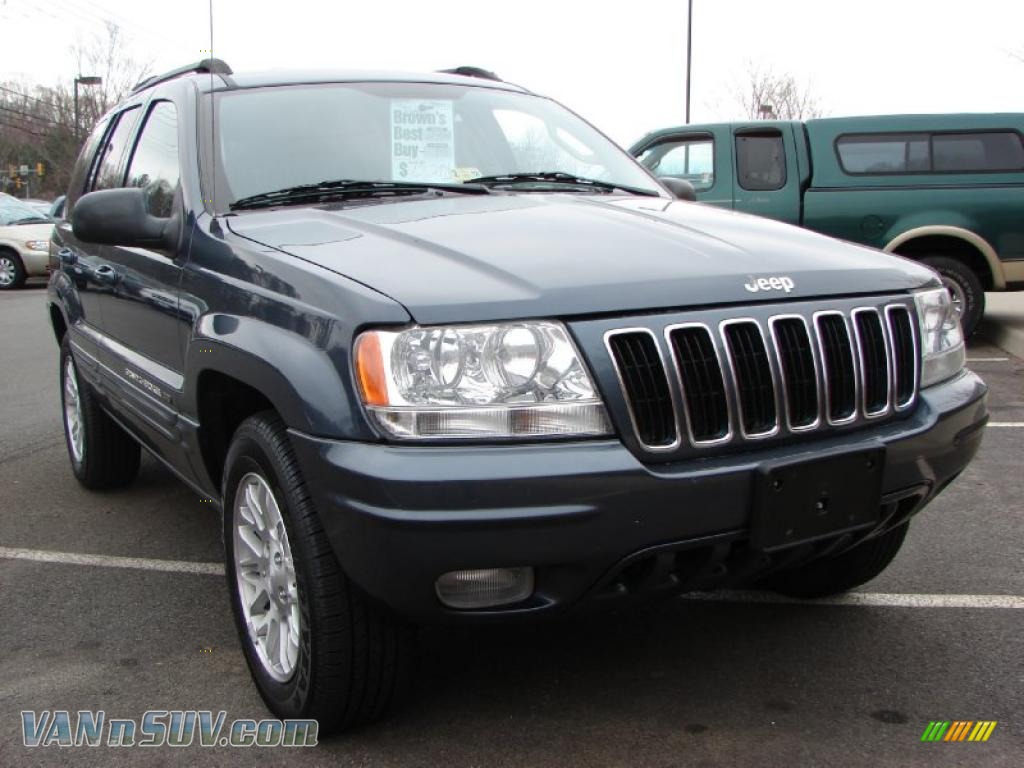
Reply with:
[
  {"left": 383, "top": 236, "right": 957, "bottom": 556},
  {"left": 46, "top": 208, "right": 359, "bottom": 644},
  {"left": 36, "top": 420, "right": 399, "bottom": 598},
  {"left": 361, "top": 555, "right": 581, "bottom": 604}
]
[
  {"left": 603, "top": 327, "right": 682, "bottom": 452},
  {"left": 719, "top": 318, "right": 780, "bottom": 440},
  {"left": 851, "top": 307, "right": 892, "bottom": 419},
  {"left": 607, "top": 299, "right": 919, "bottom": 453},
  {"left": 768, "top": 314, "right": 823, "bottom": 432},
  {"left": 663, "top": 322, "right": 734, "bottom": 447},
  {"left": 885, "top": 304, "right": 919, "bottom": 411}
]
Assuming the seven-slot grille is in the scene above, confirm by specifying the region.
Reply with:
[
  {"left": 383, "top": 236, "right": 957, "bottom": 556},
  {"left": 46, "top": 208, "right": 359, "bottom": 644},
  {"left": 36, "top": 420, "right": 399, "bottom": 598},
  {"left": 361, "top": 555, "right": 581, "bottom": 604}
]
[{"left": 605, "top": 302, "right": 918, "bottom": 453}]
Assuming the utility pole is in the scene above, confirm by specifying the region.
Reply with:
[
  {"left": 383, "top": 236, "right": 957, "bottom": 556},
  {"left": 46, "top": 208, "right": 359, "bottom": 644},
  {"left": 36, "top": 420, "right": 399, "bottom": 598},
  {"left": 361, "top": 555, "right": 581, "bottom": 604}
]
[{"left": 685, "top": 0, "right": 693, "bottom": 123}]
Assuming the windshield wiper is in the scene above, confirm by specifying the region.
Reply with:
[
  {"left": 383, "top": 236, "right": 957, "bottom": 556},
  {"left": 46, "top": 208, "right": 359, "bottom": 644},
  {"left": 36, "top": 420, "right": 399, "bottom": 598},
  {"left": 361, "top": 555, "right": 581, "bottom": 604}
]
[
  {"left": 470, "top": 171, "right": 660, "bottom": 197},
  {"left": 230, "top": 179, "right": 489, "bottom": 211},
  {"left": 8, "top": 216, "right": 48, "bottom": 225}
]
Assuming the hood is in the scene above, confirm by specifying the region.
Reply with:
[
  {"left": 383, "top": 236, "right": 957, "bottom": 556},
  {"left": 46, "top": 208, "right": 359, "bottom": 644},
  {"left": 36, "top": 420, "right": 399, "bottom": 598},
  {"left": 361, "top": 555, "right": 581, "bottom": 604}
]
[{"left": 226, "top": 194, "right": 937, "bottom": 325}]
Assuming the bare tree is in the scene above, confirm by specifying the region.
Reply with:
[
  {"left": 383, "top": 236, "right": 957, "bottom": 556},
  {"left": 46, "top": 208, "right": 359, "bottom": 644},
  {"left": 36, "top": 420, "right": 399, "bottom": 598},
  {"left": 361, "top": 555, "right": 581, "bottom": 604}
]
[
  {"left": 734, "top": 64, "right": 826, "bottom": 121},
  {"left": 0, "top": 23, "right": 150, "bottom": 198}
]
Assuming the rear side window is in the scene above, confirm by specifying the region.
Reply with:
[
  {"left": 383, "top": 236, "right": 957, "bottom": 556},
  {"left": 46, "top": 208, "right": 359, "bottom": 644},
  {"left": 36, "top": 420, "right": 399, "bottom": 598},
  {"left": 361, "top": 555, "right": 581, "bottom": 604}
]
[
  {"left": 933, "top": 132, "right": 1024, "bottom": 171},
  {"left": 836, "top": 134, "right": 928, "bottom": 173},
  {"left": 90, "top": 106, "right": 141, "bottom": 191},
  {"left": 838, "top": 131, "right": 1024, "bottom": 174},
  {"left": 125, "top": 101, "right": 180, "bottom": 217},
  {"left": 637, "top": 137, "right": 715, "bottom": 191},
  {"left": 735, "top": 133, "right": 786, "bottom": 191}
]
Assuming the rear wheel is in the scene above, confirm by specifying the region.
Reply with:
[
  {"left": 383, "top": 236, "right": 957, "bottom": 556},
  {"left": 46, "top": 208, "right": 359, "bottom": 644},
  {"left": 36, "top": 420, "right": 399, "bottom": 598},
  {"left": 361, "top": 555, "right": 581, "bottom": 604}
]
[
  {"left": 60, "top": 337, "right": 141, "bottom": 489},
  {"left": 223, "top": 412, "right": 412, "bottom": 734},
  {"left": 763, "top": 523, "right": 909, "bottom": 598},
  {"left": 0, "top": 250, "right": 26, "bottom": 290},
  {"left": 920, "top": 256, "right": 984, "bottom": 338}
]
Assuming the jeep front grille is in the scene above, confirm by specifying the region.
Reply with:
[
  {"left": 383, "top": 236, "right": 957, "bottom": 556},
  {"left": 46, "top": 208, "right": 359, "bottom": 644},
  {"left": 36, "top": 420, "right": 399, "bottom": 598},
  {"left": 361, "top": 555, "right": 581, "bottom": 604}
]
[
  {"left": 604, "top": 299, "right": 919, "bottom": 454},
  {"left": 606, "top": 329, "right": 678, "bottom": 449}
]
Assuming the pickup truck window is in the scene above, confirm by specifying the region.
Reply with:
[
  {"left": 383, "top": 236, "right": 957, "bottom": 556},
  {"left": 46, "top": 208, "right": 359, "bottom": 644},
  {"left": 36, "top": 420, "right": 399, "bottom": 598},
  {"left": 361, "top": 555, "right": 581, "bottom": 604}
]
[
  {"left": 735, "top": 133, "right": 786, "bottom": 191},
  {"left": 636, "top": 137, "right": 715, "bottom": 191},
  {"left": 125, "top": 101, "right": 180, "bottom": 218},
  {"left": 837, "top": 131, "right": 1024, "bottom": 174},
  {"left": 932, "top": 131, "right": 1024, "bottom": 172}
]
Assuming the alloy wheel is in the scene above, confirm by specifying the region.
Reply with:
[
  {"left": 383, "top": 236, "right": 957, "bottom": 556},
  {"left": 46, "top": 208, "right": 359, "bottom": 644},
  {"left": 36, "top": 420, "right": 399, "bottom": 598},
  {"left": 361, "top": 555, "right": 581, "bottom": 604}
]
[{"left": 232, "top": 472, "right": 301, "bottom": 682}]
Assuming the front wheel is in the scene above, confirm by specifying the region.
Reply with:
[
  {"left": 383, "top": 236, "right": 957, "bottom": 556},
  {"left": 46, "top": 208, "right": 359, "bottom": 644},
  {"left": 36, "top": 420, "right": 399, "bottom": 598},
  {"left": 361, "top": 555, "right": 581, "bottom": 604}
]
[
  {"left": 762, "top": 523, "right": 908, "bottom": 598},
  {"left": 223, "top": 412, "right": 412, "bottom": 734},
  {"left": 920, "top": 256, "right": 984, "bottom": 338},
  {"left": 0, "top": 250, "right": 26, "bottom": 290}
]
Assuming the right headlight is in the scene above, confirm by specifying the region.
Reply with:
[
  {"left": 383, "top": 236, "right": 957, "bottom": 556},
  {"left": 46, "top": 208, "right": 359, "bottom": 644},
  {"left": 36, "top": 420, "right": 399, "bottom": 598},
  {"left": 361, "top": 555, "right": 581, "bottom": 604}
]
[
  {"left": 914, "top": 287, "right": 966, "bottom": 388},
  {"left": 353, "top": 320, "right": 612, "bottom": 440}
]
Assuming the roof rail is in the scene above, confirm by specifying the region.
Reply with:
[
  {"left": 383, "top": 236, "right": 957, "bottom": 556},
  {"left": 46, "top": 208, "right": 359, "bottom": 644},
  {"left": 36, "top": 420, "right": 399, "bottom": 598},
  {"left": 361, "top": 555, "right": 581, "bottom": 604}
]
[
  {"left": 437, "top": 66, "right": 501, "bottom": 82},
  {"left": 132, "top": 58, "right": 233, "bottom": 94}
]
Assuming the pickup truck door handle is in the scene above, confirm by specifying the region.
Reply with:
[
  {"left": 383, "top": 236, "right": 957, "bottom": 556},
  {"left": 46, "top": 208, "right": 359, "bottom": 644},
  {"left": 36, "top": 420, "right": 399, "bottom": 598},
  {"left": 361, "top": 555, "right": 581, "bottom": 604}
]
[
  {"left": 57, "top": 248, "right": 77, "bottom": 266},
  {"left": 93, "top": 264, "right": 121, "bottom": 285}
]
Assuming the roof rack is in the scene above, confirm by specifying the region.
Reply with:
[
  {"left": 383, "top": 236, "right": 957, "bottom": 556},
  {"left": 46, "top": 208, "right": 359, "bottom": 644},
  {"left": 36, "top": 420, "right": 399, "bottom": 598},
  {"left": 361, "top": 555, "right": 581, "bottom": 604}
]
[
  {"left": 437, "top": 66, "right": 501, "bottom": 82},
  {"left": 132, "top": 58, "right": 233, "bottom": 94}
]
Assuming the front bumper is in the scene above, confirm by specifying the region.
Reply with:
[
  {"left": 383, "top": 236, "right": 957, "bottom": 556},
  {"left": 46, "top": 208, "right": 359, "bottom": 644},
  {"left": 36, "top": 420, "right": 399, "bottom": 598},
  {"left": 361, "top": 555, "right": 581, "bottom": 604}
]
[
  {"left": 18, "top": 247, "right": 50, "bottom": 276},
  {"left": 288, "top": 370, "right": 987, "bottom": 622}
]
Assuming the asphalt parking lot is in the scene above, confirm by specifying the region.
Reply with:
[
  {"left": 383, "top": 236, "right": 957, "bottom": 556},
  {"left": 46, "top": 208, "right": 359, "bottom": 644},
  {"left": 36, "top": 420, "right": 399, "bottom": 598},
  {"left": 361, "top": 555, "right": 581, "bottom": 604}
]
[{"left": 1, "top": 282, "right": 1022, "bottom": 767}]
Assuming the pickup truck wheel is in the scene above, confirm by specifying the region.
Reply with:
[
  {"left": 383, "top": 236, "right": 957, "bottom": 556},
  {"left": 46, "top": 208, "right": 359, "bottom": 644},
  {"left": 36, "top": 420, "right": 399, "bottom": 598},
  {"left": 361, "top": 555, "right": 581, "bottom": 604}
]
[
  {"left": 762, "top": 523, "right": 908, "bottom": 598},
  {"left": 60, "top": 338, "right": 141, "bottom": 489},
  {"left": 920, "top": 256, "right": 984, "bottom": 338},
  {"left": 223, "top": 412, "right": 412, "bottom": 734},
  {"left": 0, "top": 250, "right": 26, "bottom": 290}
]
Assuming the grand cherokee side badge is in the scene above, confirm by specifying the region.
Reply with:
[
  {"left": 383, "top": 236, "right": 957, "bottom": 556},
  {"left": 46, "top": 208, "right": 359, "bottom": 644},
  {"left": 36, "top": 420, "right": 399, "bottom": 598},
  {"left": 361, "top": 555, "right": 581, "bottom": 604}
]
[{"left": 745, "top": 276, "right": 795, "bottom": 293}]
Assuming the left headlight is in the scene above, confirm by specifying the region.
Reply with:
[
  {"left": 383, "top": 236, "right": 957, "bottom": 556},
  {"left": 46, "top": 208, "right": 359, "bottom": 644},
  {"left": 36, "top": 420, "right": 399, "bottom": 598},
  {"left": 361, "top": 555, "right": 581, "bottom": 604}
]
[
  {"left": 914, "top": 287, "right": 966, "bottom": 388},
  {"left": 354, "top": 320, "right": 612, "bottom": 440},
  {"left": 25, "top": 240, "right": 49, "bottom": 252}
]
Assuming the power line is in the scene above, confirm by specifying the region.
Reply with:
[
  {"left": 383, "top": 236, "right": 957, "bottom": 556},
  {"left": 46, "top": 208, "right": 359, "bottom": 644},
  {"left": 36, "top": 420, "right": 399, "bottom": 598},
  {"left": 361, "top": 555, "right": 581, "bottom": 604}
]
[
  {"left": 0, "top": 118, "right": 47, "bottom": 138},
  {"left": 0, "top": 85, "right": 61, "bottom": 111}
]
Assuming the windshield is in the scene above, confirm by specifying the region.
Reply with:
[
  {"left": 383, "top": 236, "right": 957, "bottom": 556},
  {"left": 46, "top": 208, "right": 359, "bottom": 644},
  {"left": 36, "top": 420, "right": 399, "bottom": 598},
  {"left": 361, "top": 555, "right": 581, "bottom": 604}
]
[
  {"left": 211, "top": 82, "right": 664, "bottom": 210},
  {"left": 0, "top": 194, "right": 50, "bottom": 225}
]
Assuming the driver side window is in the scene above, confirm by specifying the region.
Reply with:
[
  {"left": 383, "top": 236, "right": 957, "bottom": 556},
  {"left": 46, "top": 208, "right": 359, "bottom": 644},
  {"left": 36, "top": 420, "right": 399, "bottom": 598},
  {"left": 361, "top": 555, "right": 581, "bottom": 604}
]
[
  {"left": 638, "top": 137, "right": 715, "bottom": 191},
  {"left": 125, "top": 101, "right": 180, "bottom": 218}
]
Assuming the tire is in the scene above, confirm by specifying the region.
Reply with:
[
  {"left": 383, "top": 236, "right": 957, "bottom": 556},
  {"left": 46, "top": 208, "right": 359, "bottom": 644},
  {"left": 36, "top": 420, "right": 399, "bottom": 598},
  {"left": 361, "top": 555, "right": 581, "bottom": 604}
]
[
  {"left": 920, "top": 256, "right": 984, "bottom": 338},
  {"left": 0, "top": 249, "right": 26, "bottom": 290},
  {"left": 763, "top": 523, "right": 909, "bottom": 598},
  {"left": 222, "top": 411, "right": 412, "bottom": 734},
  {"left": 60, "top": 337, "right": 141, "bottom": 489}
]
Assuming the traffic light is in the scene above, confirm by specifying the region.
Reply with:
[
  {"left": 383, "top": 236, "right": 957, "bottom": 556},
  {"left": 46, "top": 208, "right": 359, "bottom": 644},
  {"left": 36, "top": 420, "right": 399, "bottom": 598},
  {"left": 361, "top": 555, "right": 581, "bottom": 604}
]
[
  {"left": 36, "top": 162, "right": 44, "bottom": 177},
  {"left": 14, "top": 177, "right": 22, "bottom": 190}
]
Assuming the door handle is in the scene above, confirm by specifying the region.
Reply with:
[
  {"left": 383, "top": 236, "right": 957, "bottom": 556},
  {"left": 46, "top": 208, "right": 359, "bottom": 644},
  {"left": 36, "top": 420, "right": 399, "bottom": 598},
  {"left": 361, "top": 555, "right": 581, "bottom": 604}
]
[
  {"left": 93, "top": 264, "right": 121, "bottom": 285},
  {"left": 57, "top": 248, "right": 77, "bottom": 265}
]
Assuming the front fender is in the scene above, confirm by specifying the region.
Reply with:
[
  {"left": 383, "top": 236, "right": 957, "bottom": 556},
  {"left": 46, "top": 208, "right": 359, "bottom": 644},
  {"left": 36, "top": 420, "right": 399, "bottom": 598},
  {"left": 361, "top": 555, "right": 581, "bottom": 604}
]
[{"left": 184, "top": 314, "right": 377, "bottom": 440}]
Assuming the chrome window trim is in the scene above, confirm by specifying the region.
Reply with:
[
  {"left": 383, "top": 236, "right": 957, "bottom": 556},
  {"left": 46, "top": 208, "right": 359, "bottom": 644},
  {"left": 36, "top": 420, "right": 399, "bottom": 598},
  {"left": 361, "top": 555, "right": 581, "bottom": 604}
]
[
  {"left": 851, "top": 307, "right": 893, "bottom": 419},
  {"left": 663, "top": 321, "right": 734, "bottom": 447},
  {"left": 603, "top": 327, "right": 682, "bottom": 452},
  {"left": 768, "top": 313, "right": 823, "bottom": 432},
  {"left": 718, "top": 318, "right": 780, "bottom": 440}
]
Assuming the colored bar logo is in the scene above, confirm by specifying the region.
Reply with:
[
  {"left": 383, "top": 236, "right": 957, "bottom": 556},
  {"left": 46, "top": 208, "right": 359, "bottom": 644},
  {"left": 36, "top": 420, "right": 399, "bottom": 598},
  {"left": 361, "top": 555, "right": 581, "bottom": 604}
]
[{"left": 921, "top": 721, "right": 997, "bottom": 742}]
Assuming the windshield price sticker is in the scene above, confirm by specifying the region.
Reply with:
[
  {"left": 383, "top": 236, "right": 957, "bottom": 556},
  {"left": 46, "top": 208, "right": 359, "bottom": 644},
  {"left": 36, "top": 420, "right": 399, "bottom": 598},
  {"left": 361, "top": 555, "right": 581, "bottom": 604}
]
[{"left": 391, "top": 100, "right": 455, "bottom": 182}]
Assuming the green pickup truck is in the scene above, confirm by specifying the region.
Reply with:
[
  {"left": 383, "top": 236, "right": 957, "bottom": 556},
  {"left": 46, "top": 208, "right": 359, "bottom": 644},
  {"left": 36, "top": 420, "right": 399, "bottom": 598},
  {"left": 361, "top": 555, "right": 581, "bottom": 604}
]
[{"left": 630, "top": 114, "right": 1024, "bottom": 336}]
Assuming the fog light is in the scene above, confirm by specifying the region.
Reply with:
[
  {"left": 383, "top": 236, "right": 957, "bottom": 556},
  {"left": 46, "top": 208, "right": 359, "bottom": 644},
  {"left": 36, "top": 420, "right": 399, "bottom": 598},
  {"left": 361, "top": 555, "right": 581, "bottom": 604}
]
[{"left": 435, "top": 567, "right": 534, "bottom": 609}]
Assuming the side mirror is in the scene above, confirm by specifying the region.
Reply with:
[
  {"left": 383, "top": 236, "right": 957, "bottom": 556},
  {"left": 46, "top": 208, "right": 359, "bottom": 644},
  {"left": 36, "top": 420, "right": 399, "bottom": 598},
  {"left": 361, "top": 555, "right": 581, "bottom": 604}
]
[
  {"left": 659, "top": 177, "right": 697, "bottom": 202},
  {"left": 72, "top": 188, "right": 178, "bottom": 250}
]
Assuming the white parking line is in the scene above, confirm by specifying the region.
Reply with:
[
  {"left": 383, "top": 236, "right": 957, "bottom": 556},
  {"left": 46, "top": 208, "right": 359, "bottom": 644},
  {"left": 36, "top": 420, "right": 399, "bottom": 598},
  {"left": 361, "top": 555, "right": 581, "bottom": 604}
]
[
  {"left": 0, "top": 546, "right": 222, "bottom": 576},
  {"left": 988, "top": 422, "right": 1024, "bottom": 428},
  {"left": 967, "top": 357, "right": 1009, "bottom": 362},
  {"left": 680, "top": 590, "right": 1024, "bottom": 610},
  {"left": 2, "top": 546, "right": 1022, "bottom": 609}
]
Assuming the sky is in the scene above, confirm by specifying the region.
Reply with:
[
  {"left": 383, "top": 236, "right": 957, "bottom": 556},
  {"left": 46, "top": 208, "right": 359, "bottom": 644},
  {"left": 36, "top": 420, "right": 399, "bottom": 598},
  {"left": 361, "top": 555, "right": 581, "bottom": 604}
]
[{"left": 1, "top": 0, "right": 1022, "bottom": 145}]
